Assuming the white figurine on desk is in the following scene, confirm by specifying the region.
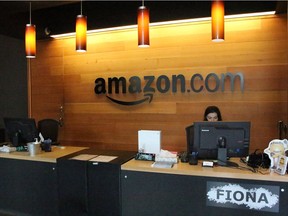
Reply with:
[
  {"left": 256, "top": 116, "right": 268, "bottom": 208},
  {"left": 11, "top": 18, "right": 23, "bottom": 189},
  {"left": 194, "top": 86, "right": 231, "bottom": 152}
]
[{"left": 264, "top": 139, "right": 288, "bottom": 175}]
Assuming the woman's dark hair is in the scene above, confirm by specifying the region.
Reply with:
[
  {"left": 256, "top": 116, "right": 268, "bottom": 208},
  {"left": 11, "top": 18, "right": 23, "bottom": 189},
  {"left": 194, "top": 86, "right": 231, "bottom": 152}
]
[{"left": 203, "top": 106, "right": 222, "bottom": 121}]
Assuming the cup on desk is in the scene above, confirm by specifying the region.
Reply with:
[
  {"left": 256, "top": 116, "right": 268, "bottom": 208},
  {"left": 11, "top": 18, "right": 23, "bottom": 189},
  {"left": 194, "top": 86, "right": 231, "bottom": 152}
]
[{"left": 27, "top": 142, "right": 41, "bottom": 156}]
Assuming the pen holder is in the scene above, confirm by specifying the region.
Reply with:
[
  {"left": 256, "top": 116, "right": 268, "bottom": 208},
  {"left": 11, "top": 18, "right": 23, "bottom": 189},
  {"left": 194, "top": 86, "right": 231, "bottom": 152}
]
[
  {"left": 41, "top": 139, "right": 52, "bottom": 152},
  {"left": 189, "top": 152, "right": 198, "bottom": 165}
]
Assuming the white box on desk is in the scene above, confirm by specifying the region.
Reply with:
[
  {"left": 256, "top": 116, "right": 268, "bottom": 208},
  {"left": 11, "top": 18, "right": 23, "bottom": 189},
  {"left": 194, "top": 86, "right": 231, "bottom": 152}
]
[{"left": 138, "top": 130, "right": 161, "bottom": 154}]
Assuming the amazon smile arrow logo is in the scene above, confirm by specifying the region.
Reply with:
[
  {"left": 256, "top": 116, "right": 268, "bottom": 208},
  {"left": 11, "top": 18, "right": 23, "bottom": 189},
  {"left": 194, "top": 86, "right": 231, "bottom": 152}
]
[{"left": 106, "top": 93, "right": 153, "bottom": 106}]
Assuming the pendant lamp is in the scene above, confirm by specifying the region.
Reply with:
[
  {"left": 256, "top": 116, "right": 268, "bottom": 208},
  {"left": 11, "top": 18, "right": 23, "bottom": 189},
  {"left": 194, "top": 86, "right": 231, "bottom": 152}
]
[
  {"left": 25, "top": 2, "right": 36, "bottom": 58},
  {"left": 138, "top": 2, "right": 150, "bottom": 47},
  {"left": 211, "top": 0, "right": 224, "bottom": 42},
  {"left": 76, "top": 0, "right": 87, "bottom": 52}
]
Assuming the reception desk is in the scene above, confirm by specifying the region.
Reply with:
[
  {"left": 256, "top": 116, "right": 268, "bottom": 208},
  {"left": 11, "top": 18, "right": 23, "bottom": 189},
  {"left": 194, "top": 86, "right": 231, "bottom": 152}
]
[
  {"left": 121, "top": 159, "right": 288, "bottom": 216},
  {"left": 56, "top": 148, "right": 136, "bottom": 216},
  {"left": 1, "top": 147, "right": 287, "bottom": 216},
  {"left": 0, "top": 146, "right": 87, "bottom": 216},
  {"left": 0, "top": 146, "right": 136, "bottom": 216}
]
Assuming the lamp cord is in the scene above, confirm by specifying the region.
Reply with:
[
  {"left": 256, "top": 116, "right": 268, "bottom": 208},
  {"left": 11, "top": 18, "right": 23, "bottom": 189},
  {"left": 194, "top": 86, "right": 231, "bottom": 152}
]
[{"left": 29, "top": 2, "right": 32, "bottom": 24}]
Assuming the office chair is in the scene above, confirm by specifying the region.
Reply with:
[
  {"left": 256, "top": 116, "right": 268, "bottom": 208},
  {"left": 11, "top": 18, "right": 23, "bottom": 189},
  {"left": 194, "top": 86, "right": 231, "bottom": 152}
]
[{"left": 38, "top": 119, "right": 60, "bottom": 145}]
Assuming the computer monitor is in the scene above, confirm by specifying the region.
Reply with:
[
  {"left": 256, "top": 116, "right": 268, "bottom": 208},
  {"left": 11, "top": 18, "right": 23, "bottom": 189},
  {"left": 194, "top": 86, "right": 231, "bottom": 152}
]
[
  {"left": 186, "top": 121, "right": 250, "bottom": 160},
  {"left": 3, "top": 117, "right": 39, "bottom": 147}
]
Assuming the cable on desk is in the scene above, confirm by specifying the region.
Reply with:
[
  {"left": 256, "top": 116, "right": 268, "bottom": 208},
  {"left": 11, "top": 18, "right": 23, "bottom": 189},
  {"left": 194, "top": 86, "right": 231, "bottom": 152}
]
[{"left": 239, "top": 157, "right": 270, "bottom": 174}]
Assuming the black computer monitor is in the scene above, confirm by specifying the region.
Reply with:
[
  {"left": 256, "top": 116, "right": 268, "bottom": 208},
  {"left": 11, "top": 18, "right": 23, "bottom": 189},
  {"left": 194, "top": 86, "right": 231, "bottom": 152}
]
[
  {"left": 186, "top": 121, "right": 250, "bottom": 160},
  {"left": 3, "top": 117, "right": 39, "bottom": 147}
]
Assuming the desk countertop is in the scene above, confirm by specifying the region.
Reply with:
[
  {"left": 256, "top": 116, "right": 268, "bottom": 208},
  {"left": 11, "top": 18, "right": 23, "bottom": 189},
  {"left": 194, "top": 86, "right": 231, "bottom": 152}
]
[
  {"left": 121, "top": 158, "right": 288, "bottom": 183},
  {"left": 0, "top": 146, "right": 87, "bottom": 163}
]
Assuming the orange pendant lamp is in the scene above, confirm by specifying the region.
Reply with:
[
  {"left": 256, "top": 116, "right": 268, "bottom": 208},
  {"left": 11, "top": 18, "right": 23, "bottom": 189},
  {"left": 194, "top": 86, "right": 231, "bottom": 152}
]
[
  {"left": 76, "top": 0, "right": 87, "bottom": 52},
  {"left": 25, "top": 3, "right": 36, "bottom": 58},
  {"left": 138, "top": 4, "right": 150, "bottom": 47},
  {"left": 211, "top": 0, "right": 225, "bottom": 42}
]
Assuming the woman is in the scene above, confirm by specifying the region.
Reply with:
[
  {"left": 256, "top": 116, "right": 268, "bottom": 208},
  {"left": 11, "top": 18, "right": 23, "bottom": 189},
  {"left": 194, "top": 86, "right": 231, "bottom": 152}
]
[{"left": 203, "top": 106, "right": 222, "bottom": 122}]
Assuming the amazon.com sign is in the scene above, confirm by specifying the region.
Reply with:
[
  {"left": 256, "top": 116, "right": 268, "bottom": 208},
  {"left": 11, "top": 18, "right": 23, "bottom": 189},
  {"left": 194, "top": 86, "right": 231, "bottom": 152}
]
[{"left": 94, "top": 72, "right": 244, "bottom": 106}]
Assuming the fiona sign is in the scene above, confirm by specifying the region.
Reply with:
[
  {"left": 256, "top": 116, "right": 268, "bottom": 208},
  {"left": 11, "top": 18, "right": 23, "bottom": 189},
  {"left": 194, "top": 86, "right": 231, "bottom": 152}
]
[{"left": 206, "top": 181, "right": 280, "bottom": 213}]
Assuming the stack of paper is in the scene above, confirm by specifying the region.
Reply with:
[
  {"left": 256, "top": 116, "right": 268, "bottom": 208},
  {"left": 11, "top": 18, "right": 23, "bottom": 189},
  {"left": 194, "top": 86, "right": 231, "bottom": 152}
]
[{"left": 155, "top": 149, "right": 178, "bottom": 164}]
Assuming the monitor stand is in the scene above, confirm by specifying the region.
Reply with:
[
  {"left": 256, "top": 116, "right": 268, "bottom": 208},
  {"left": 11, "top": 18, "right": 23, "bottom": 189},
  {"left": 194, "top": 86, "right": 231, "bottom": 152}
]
[
  {"left": 217, "top": 148, "right": 227, "bottom": 166},
  {"left": 12, "top": 133, "right": 19, "bottom": 147},
  {"left": 217, "top": 148, "right": 239, "bottom": 167}
]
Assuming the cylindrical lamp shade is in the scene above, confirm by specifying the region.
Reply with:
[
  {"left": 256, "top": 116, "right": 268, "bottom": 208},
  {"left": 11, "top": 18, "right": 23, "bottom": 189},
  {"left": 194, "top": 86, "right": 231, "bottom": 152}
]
[
  {"left": 76, "top": 15, "right": 87, "bottom": 52},
  {"left": 211, "top": 0, "right": 224, "bottom": 42},
  {"left": 138, "top": 6, "right": 150, "bottom": 47},
  {"left": 25, "top": 24, "right": 36, "bottom": 58}
]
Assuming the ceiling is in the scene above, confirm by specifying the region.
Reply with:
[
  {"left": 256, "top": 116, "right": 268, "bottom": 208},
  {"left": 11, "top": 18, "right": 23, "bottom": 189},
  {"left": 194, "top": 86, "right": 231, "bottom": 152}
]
[{"left": 0, "top": 1, "right": 286, "bottom": 40}]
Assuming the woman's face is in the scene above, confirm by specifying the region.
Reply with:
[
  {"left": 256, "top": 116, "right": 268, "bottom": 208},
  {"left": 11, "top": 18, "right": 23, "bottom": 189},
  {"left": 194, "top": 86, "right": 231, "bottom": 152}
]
[{"left": 206, "top": 112, "right": 218, "bottom": 121}]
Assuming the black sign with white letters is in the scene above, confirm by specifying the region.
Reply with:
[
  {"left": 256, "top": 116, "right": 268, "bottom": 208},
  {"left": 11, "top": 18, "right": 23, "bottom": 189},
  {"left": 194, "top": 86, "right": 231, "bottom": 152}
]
[{"left": 206, "top": 181, "right": 280, "bottom": 213}]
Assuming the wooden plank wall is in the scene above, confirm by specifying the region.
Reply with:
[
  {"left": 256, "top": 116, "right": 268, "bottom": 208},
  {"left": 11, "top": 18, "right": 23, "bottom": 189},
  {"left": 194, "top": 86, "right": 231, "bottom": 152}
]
[{"left": 30, "top": 14, "right": 288, "bottom": 154}]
